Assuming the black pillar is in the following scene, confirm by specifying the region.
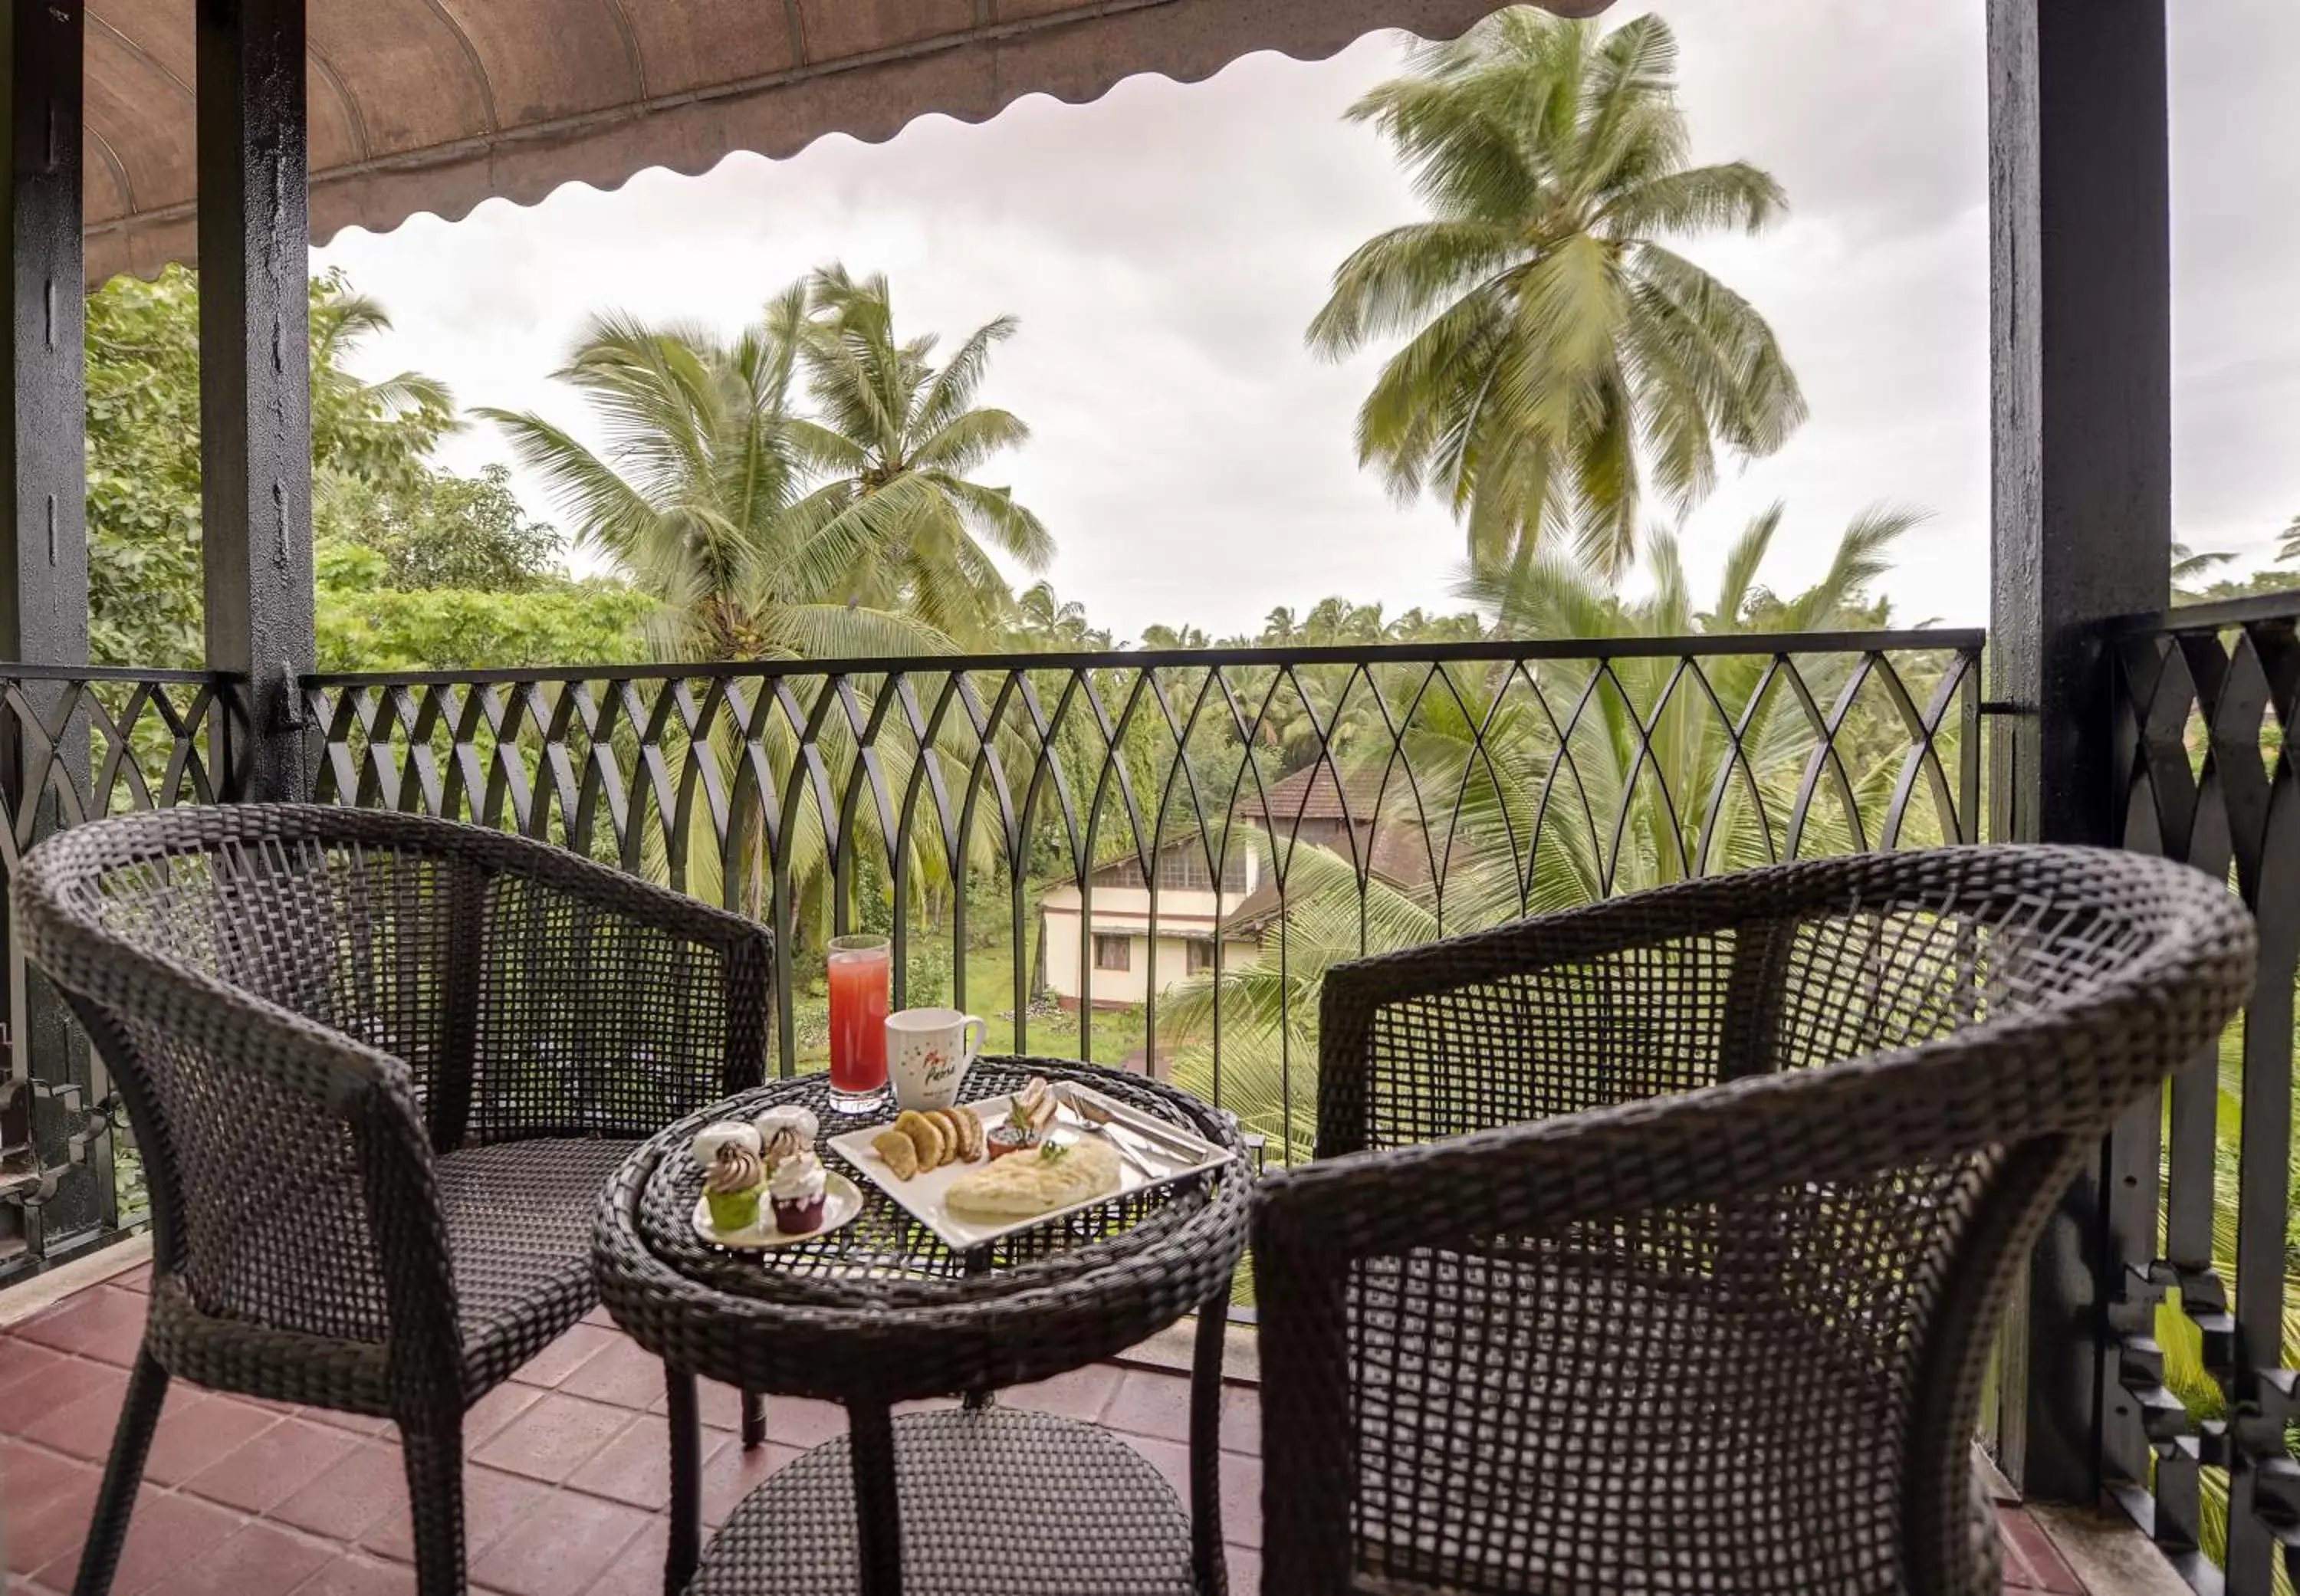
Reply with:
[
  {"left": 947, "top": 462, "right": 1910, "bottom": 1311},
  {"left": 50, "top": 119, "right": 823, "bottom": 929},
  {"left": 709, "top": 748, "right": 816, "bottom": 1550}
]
[
  {"left": 0, "top": 0, "right": 102, "bottom": 1260},
  {"left": 1987, "top": 0, "right": 2171, "bottom": 1502},
  {"left": 197, "top": 0, "right": 313, "bottom": 802}
]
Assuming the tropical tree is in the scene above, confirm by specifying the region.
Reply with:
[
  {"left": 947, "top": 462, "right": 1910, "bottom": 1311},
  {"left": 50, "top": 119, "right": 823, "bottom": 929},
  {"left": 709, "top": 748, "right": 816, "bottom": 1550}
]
[
  {"left": 2279, "top": 516, "right": 2300, "bottom": 565},
  {"left": 783, "top": 266, "right": 1053, "bottom": 646},
  {"left": 482, "top": 290, "right": 952, "bottom": 665},
  {"left": 1308, "top": 9, "right": 1803, "bottom": 576}
]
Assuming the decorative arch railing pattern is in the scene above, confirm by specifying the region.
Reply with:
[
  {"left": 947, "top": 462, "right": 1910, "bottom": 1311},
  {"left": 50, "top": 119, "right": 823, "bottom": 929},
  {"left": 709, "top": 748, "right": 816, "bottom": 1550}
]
[
  {"left": 0, "top": 667, "right": 231, "bottom": 1275},
  {"left": 303, "top": 632, "right": 1982, "bottom": 1167},
  {"left": 2107, "top": 593, "right": 2300, "bottom": 1596}
]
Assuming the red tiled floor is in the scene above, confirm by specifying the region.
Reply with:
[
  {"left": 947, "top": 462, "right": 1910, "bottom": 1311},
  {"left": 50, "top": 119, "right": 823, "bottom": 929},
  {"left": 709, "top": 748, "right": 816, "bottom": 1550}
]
[
  {"left": 0, "top": 1265, "right": 2099, "bottom": 1596},
  {"left": 141, "top": 1391, "right": 284, "bottom": 1486},
  {"left": 184, "top": 1417, "right": 360, "bottom": 1514}
]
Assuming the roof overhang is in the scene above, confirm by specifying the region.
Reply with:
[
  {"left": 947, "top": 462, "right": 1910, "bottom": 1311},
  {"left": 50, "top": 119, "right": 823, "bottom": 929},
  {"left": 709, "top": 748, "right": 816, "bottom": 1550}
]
[{"left": 81, "top": 0, "right": 1613, "bottom": 287}]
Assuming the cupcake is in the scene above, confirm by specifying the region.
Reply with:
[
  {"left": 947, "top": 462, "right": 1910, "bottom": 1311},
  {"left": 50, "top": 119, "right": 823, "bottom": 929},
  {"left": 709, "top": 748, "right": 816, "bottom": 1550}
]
[
  {"left": 759, "top": 1126, "right": 803, "bottom": 1177},
  {"left": 751, "top": 1103, "right": 820, "bottom": 1150},
  {"left": 691, "top": 1120, "right": 762, "bottom": 1171},
  {"left": 769, "top": 1148, "right": 829, "bottom": 1234},
  {"left": 704, "top": 1141, "right": 767, "bottom": 1233}
]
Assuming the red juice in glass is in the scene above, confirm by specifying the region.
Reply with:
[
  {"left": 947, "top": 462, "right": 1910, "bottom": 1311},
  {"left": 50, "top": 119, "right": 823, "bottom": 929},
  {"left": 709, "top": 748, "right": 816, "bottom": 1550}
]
[{"left": 826, "top": 934, "right": 891, "bottom": 1112}]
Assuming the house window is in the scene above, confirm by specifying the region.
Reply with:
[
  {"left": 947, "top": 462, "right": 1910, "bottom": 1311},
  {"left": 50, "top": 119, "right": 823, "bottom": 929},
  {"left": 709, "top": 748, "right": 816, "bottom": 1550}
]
[
  {"left": 1093, "top": 934, "right": 1132, "bottom": 972},
  {"left": 1185, "top": 940, "right": 1216, "bottom": 977}
]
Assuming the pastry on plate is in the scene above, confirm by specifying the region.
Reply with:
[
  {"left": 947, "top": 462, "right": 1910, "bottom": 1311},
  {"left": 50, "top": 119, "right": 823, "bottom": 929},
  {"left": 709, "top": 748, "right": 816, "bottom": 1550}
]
[
  {"left": 770, "top": 1149, "right": 829, "bottom": 1233},
  {"left": 895, "top": 1109, "right": 947, "bottom": 1170},
  {"left": 691, "top": 1120, "right": 761, "bottom": 1171},
  {"left": 703, "top": 1142, "right": 767, "bottom": 1232},
  {"left": 751, "top": 1103, "right": 820, "bottom": 1149},
  {"left": 945, "top": 1136, "right": 1119, "bottom": 1220},
  {"left": 948, "top": 1103, "right": 985, "bottom": 1161},
  {"left": 760, "top": 1125, "right": 804, "bottom": 1175},
  {"left": 871, "top": 1128, "right": 920, "bottom": 1181}
]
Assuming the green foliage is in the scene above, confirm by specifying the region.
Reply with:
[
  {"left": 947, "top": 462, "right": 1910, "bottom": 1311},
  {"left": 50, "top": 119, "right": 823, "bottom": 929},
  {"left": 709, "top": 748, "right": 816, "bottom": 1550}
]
[
  {"left": 1309, "top": 9, "right": 1802, "bottom": 576},
  {"left": 314, "top": 542, "right": 650, "bottom": 674},
  {"left": 320, "top": 464, "right": 562, "bottom": 593},
  {"left": 88, "top": 264, "right": 651, "bottom": 678}
]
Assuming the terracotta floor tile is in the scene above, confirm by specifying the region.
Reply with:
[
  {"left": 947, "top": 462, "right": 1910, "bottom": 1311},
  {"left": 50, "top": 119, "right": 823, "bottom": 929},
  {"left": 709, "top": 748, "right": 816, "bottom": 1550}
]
[
  {"left": 1118, "top": 1432, "right": 1191, "bottom": 1505},
  {"left": 1220, "top": 1385, "right": 1260, "bottom": 1456},
  {"left": 298, "top": 1406, "right": 396, "bottom": 1439},
  {"left": 111, "top": 1264, "right": 153, "bottom": 1295},
  {"left": 1217, "top": 1451, "right": 1262, "bottom": 1548},
  {"left": 1099, "top": 1369, "right": 1192, "bottom": 1444},
  {"left": 38, "top": 1485, "right": 245, "bottom": 1596},
  {"left": 756, "top": 1394, "right": 846, "bottom": 1450},
  {"left": 466, "top": 1488, "right": 653, "bottom": 1596},
  {"left": 5, "top": 1357, "right": 123, "bottom": 1431},
  {"left": 1223, "top": 1544, "right": 1260, "bottom": 1594},
  {"left": 580, "top": 1516, "right": 670, "bottom": 1596},
  {"left": 461, "top": 1382, "right": 544, "bottom": 1449},
  {"left": 1002, "top": 1363, "right": 1124, "bottom": 1422},
  {"left": 184, "top": 1416, "right": 361, "bottom": 1514},
  {"left": 17, "top": 1365, "right": 130, "bottom": 1459},
  {"left": 287, "top": 1552, "right": 417, "bottom": 1595},
  {"left": 0, "top": 1340, "right": 67, "bottom": 1405},
  {"left": 509, "top": 1322, "right": 619, "bottom": 1391},
  {"left": 356, "top": 1463, "right": 557, "bottom": 1565},
  {"left": 469, "top": 1393, "right": 637, "bottom": 1485},
  {"left": 2, "top": 1450, "right": 100, "bottom": 1575},
  {"left": 1999, "top": 1509, "right": 2084, "bottom": 1594},
  {"left": 564, "top": 1414, "right": 680, "bottom": 1511},
  {"left": 556, "top": 1335, "right": 664, "bottom": 1412},
  {"left": 143, "top": 1391, "right": 284, "bottom": 1486},
  {"left": 270, "top": 1440, "right": 409, "bottom": 1542},
  {"left": 12, "top": 1289, "right": 150, "bottom": 1368},
  {"left": 686, "top": 1378, "right": 748, "bottom": 1432},
  {"left": 166, "top": 1519, "right": 336, "bottom": 1596}
]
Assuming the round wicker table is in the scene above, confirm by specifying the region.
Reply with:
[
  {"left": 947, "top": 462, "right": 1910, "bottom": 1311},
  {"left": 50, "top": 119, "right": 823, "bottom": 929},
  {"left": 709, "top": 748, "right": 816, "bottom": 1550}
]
[{"left": 592, "top": 1057, "right": 1252, "bottom": 1596}]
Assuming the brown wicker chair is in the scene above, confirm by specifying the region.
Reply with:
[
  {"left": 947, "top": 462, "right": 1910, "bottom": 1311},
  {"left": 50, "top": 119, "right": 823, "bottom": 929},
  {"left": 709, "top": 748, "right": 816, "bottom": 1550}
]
[
  {"left": 12, "top": 803, "right": 774, "bottom": 1596},
  {"left": 1254, "top": 845, "right": 2255, "bottom": 1596}
]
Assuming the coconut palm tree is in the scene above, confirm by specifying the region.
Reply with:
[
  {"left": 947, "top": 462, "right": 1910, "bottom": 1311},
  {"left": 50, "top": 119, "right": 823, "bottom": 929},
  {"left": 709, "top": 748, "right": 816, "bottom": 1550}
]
[
  {"left": 1308, "top": 10, "right": 1804, "bottom": 577},
  {"left": 2279, "top": 517, "right": 2300, "bottom": 565},
  {"left": 783, "top": 266, "right": 1054, "bottom": 646},
  {"left": 481, "top": 289, "right": 950, "bottom": 664}
]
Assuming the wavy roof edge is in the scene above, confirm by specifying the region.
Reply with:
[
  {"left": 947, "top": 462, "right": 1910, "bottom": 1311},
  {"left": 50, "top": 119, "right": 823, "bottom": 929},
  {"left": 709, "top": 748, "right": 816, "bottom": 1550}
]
[{"left": 80, "top": 0, "right": 1613, "bottom": 289}]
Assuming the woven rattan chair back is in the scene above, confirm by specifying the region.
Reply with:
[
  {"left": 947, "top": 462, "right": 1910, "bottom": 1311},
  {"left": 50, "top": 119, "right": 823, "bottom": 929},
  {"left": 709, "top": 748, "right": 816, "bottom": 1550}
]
[
  {"left": 1257, "top": 846, "right": 2255, "bottom": 1596},
  {"left": 14, "top": 803, "right": 774, "bottom": 1596}
]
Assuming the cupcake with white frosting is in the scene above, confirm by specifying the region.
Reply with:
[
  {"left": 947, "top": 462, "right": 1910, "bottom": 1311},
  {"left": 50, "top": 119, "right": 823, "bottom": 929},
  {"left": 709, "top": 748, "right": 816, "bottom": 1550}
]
[{"left": 769, "top": 1148, "right": 828, "bottom": 1234}]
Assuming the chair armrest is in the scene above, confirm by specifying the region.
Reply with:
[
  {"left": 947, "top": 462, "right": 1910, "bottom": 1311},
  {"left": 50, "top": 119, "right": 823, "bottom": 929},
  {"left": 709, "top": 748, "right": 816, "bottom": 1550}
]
[{"left": 416, "top": 826, "right": 774, "bottom": 1148}]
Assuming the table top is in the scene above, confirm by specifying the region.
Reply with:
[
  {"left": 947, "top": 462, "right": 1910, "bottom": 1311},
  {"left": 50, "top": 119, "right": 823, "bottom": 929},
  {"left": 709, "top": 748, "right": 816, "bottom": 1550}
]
[{"left": 592, "top": 1056, "right": 1254, "bottom": 1401}]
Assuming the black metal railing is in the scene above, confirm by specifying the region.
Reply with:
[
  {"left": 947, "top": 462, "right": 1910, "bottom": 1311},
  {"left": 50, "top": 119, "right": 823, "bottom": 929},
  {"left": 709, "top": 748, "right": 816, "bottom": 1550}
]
[
  {"left": 302, "top": 631, "right": 1983, "bottom": 1168},
  {"left": 0, "top": 666, "right": 230, "bottom": 1276},
  {"left": 2107, "top": 593, "right": 2300, "bottom": 1594}
]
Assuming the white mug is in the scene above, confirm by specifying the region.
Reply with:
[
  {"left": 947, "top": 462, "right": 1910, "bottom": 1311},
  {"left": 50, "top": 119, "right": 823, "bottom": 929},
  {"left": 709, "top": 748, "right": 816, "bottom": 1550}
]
[{"left": 886, "top": 1007, "right": 987, "bottom": 1112}]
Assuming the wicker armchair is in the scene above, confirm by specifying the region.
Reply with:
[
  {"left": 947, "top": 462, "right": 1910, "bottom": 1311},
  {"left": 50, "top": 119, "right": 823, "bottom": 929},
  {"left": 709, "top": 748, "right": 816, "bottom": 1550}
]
[
  {"left": 13, "top": 803, "right": 774, "bottom": 1596},
  {"left": 1255, "top": 846, "right": 2255, "bottom": 1596}
]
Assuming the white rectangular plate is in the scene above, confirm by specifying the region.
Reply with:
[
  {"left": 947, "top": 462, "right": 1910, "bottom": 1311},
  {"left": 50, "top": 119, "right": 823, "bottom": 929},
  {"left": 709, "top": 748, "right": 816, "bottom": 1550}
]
[{"left": 825, "top": 1084, "right": 1229, "bottom": 1253}]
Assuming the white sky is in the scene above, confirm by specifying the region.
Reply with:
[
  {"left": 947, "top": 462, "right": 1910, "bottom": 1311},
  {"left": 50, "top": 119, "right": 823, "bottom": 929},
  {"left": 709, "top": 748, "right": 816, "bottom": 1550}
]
[{"left": 311, "top": 1, "right": 2300, "bottom": 644}]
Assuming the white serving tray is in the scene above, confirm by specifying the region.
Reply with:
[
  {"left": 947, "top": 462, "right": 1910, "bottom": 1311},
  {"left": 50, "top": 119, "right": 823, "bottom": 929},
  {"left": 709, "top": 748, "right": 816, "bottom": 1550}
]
[{"left": 825, "top": 1083, "right": 1228, "bottom": 1253}]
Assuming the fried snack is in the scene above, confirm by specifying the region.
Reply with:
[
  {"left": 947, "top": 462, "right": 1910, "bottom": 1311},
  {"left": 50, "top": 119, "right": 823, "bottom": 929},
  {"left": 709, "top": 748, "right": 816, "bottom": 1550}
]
[
  {"left": 924, "top": 1110, "right": 957, "bottom": 1166},
  {"left": 945, "top": 1137, "right": 1120, "bottom": 1219},
  {"left": 951, "top": 1104, "right": 984, "bottom": 1161},
  {"left": 871, "top": 1128, "right": 919, "bottom": 1180},
  {"left": 896, "top": 1109, "right": 947, "bottom": 1169}
]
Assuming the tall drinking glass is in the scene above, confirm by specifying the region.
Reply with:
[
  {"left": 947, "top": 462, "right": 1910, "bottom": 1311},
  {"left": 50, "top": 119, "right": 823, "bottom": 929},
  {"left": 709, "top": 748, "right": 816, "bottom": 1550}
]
[{"left": 826, "top": 934, "right": 891, "bottom": 1113}]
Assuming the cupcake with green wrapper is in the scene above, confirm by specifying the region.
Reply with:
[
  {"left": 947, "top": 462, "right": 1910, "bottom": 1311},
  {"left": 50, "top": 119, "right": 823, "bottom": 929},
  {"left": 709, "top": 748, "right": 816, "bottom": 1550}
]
[{"left": 704, "top": 1141, "right": 767, "bottom": 1233}]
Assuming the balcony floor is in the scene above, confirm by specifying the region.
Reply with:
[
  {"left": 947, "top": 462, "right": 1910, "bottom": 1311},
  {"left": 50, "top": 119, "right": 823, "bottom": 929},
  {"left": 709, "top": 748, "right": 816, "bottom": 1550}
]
[{"left": 2, "top": 1258, "right": 2089, "bottom": 1595}]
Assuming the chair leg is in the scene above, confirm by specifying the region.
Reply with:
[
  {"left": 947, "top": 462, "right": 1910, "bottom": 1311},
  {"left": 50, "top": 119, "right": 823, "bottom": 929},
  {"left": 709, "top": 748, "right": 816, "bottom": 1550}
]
[
  {"left": 399, "top": 1414, "right": 468, "bottom": 1596},
  {"left": 740, "top": 1388, "right": 766, "bottom": 1451},
  {"left": 71, "top": 1347, "right": 169, "bottom": 1596}
]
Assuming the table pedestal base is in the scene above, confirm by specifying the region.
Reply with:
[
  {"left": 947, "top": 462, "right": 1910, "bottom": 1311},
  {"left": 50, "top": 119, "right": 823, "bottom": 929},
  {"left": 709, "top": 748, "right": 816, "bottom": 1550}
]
[{"left": 683, "top": 1408, "right": 1198, "bottom": 1596}]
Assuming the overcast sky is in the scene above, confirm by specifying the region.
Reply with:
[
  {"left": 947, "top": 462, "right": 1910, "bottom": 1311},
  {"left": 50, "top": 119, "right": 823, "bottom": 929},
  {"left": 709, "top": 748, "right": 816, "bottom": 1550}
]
[{"left": 310, "top": 1, "right": 2300, "bottom": 643}]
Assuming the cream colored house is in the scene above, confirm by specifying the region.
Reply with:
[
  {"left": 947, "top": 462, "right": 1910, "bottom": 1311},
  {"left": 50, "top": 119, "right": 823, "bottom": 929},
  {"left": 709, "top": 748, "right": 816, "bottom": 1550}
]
[{"left": 1038, "top": 840, "right": 1263, "bottom": 1010}]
